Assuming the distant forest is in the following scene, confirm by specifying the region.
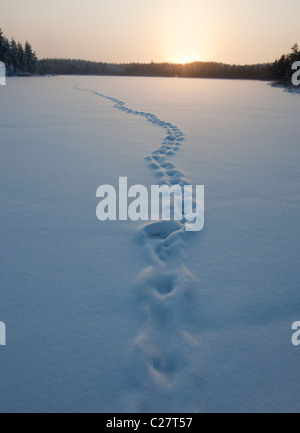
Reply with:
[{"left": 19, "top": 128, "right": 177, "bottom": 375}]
[
  {"left": 39, "top": 58, "right": 273, "bottom": 80},
  {"left": 0, "top": 28, "right": 299, "bottom": 85}
]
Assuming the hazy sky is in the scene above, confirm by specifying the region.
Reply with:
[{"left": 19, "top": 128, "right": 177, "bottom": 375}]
[{"left": 2, "top": 0, "right": 300, "bottom": 64}]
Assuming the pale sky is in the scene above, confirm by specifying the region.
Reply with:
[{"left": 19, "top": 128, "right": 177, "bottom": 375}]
[{"left": 2, "top": 0, "right": 300, "bottom": 64}]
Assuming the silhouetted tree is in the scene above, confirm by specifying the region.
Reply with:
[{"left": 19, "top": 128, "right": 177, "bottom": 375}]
[
  {"left": 9, "top": 38, "right": 18, "bottom": 74},
  {"left": 24, "top": 41, "right": 37, "bottom": 74},
  {"left": 271, "top": 43, "right": 300, "bottom": 85},
  {"left": 0, "top": 29, "right": 4, "bottom": 62},
  {"left": 0, "top": 29, "right": 38, "bottom": 75},
  {"left": 16, "top": 42, "right": 25, "bottom": 73}
]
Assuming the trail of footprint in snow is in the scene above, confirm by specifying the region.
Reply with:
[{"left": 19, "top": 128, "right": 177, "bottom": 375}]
[{"left": 74, "top": 83, "right": 200, "bottom": 410}]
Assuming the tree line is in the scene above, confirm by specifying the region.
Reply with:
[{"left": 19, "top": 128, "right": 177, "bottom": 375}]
[
  {"left": 39, "top": 58, "right": 273, "bottom": 80},
  {"left": 0, "top": 29, "right": 38, "bottom": 75},
  {"left": 40, "top": 51, "right": 300, "bottom": 83},
  {"left": 0, "top": 28, "right": 298, "bottom": 84},
  {"left": 271, "top": 44, "right": 300, "bottom": 85}
]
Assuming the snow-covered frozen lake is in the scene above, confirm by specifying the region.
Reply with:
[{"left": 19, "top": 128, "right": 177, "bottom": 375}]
[{"left": 0, "top": 76, "right": 300, "bottom": 413}]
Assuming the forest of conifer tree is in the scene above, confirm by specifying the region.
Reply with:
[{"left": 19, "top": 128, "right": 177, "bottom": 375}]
[
  {"left": 0, "top": 29, "right": 38, "bottom": 75},
  {"left": 0, "top": 28, "right": 298, "bottom": 85}
]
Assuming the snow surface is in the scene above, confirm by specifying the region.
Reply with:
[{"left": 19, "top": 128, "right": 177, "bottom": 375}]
[{"left": 0, "top": 76, "right": 300, "bottom": 413}]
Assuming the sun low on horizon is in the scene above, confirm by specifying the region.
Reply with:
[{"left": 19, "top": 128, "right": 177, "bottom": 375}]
[
  {"left": 176, "top": 59, "right": 196, "bottom": 65},
  {"left": 172, "top": 55, "right": 203, "bottom": 65}
]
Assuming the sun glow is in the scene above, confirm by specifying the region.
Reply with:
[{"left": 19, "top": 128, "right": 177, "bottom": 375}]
[
  {"left": 164, "top": 38, "right": 204, "bottom": 64},
  {"left": 174, "top": 56, "right": 200, "bottom": 65}
]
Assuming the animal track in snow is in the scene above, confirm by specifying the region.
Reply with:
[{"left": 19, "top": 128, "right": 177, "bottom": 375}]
[{"left": 74, "top": 82, "right": 199, "bottom": 407}]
